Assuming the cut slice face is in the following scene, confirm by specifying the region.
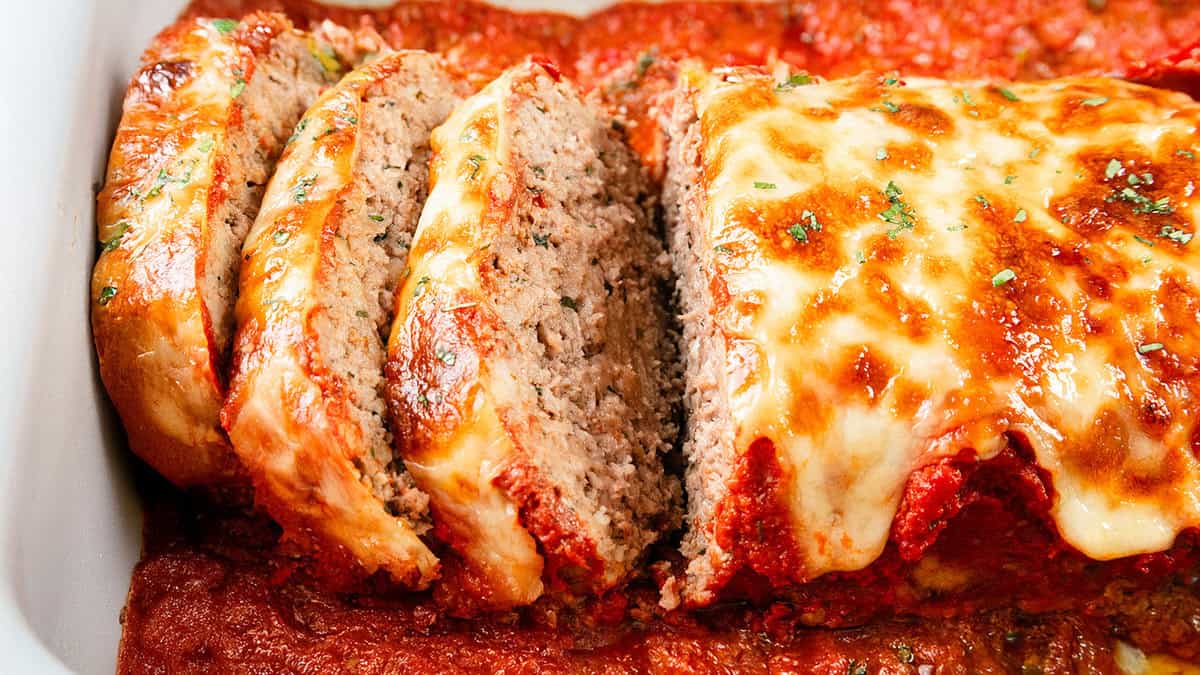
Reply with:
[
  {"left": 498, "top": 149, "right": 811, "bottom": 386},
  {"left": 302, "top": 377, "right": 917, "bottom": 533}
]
[
  {"left": 664, "top": 67, "right": 1200, "bottom": 607},
  {"left": 91, "top": 13, "right": 339, "bottom": 493},
  {"left": 222, "top": 51, "right": 468, "bottom": 588},
  {"left": 385, "top": 59, "right": 682, "bottom": 610}
]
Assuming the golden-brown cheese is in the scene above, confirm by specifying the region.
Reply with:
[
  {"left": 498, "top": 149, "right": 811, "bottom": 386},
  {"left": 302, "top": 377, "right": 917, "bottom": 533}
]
[
  {"left": 222, "top": 53, "right": 444, "bottom": 588},
  {"left": 91, "top": 15, "right": 327, "bottom": 491},
  {"left": 684, "top": 68, "right": 1200, "bottom": 581},
  {"left": 386, "top": 65, "right": 545, "bottom": 607}
]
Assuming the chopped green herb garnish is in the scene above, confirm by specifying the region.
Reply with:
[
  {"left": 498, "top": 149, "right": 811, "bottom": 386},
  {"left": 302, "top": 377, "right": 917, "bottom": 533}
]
[
  {"left": 878, "top": 181, "right": 916, "bottom": 238},
  {"left": 997, "top": 87, "right": 1020, "bottom": 102},
  {"left": 1176, "top": 148, "right": 1195, "bottom": 160},
  {"left": 560, "top": 296, "right": 578, "bottom": 311},
  {"left": 212, "top": 18, "right": 237, "bottom": 34},
  {"left": 533, "top": 232, "right": 550, "bottom": 247},
  {"left": 1159, "top": 224, "right": 1193, "bottom": 245},
  {"left": 467, "top": 154, "right": 486, "bottom": 180},
  {"left": 1013, "top": 208, "right": 1027, "bottom": 223},
  {"left": 355, "top": 310, "right": 370, "bottom": 318},
  {"left": 880, "top": 100, "right": 900, "bottom": 113},
  {"left": 98, "top": 286, "right": 118, "bottom": 305},
  {"left": 876, "top": 148, "right": 889, "bottom": 160},
  {"left": 992, "top": 268, "right": 1016, "bottom": 287},
  {"left": 847, "top": 661, "right": 868, "bottom": 675},
  {"left": 1081, "top": 96, "right": 1109, "bottom": 107},
  {"left": 197, "top": 135, "right": 215, "bottom": 154},
  {"left": 1105, "top": 158, "right": 1122, "bottom": 180},
  {"left": 753, "top": 181, "right": 777, "bottom": 190},
  {"left": 435, "top": 347, "right": 457, "bottom": 366},
  {"left": 775, "top": 73, "right": 813, "bottom": 91},
  {"left": 531, "top": 165, "right": 546, "bottom": 177},
  {"left": 101, "top": 221, "right": 130, "bottom": 252},
  {"left": 961, "top": 90, "right": 975, "bottom": 106},
  {"left": 787, "top": 223, "right": 808, "bottom": 243},
  {"left": 895, "top": 643, "right": 915, "bottom": 664},
  {"left": 947, "top": 223, "right": 968, "bottom": 232},
  {"left": 974, "top": 194, "right": 990, "bottom": 208},
  {"left": 272, "top": 230, "right": 289, "bottom": 245},
  {"left": 1029, "top": 147, "right": 1041, "bottom": 159},
  {"left": 714, "top": 245, "right": 733, "bottom": 254},
  {"left": 287, "top": 119, "right": 309, "bottom": 145},
  {"left": 1005, "top": 175, "right": 1016, "bottom": 185},
  {"left": 883, "top": 74, "right": 900, "bottom": 87},
  {"left": 367, "top": 214, "right": 385, "bottom": 222},
  {"left": 855, "top": 250, "right": 866, "bottom": 264},
  {"left": 292, "top": 174, "right": 316, "bottom": 203},
  {"left": 413, "top": 275, "right": 431, "bottom": 297},
  {"left": 230, "top": 78, "right": 246, "bottom": 99},
  {"left": 1138, "top": 342, "right": 1164, "bottom": 354},
  {"left": 1112, "top": 187, "right": 1174, "bottom": 215},
  {"left": 1134, "top": 234, "right": 1156, "bottom": 248}
]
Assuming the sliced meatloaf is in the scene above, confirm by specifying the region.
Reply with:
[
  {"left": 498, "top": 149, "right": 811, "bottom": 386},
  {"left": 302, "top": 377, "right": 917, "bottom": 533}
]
[
  {"left": 385, "top": 59, "right": 681, "bottom": 609},
  {"left": 91, "top": 13, "right": 337, "bottom": 492},
  {"left": 222, "top": 51, "right": 468, "bottom": 588}
]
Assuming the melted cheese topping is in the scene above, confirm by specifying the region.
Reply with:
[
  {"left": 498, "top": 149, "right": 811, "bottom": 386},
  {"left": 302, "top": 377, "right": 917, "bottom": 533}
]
[{"left": 686, "top": 68, "right": 1200, "bottom": 576}]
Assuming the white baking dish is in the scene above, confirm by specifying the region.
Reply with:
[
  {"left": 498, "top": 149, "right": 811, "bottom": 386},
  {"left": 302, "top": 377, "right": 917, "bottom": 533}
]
[{"left": 0, "top": 1, "right": 607, "bottom": 672}]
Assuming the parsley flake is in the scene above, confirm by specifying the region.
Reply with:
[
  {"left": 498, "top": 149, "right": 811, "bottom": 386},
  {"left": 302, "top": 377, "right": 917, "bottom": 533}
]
[
  {"left": 560, "top": 296, "right": 578, "bottom": 311},
  {"left": 413, "top": 275, "right": 431, "bottom": 297},
  {"left": 876, "top": 148, "right": 889, "bottom": 160},
  {"left": 1176, "top": 148, "right": 1195, "bottom": 160},
  {"left": 992, "top": 268, "right": 1016, "bottom": 287},
  {"left": 753, "top": 181, "right": 777, "bottom": 190},
  {"left": 880, "top": 100, "right": 900, "bottom": 113},
  {"left": 1005, "top": 175, "right": 1016, "bottom": 185},
  {"left": 1014, "top": 208, "right": 1027, "bottom": 223},
  {"left": 533, "top": 232, "right": 550, "bottom": 247},
  {"left": 1081, "top": 96, "right": 1109, "bottom": 107},
  {"left": 1159, "top": 224, "right": 1193, "bottom": 245},
  {"left": 775, "top": 73, "right": 813, "bottom": 91},
  {"left": 1134, "top": 234, "right": 1156, "bottom": 248},
  {"left": 368, "top": 214, "right": 384, "bottom": 222},
  {"left": 273, "top": 230, "right": 289, "bottom": 245},
  {"left": 98, "top": 286, "right": 118, "bottom": 305},
  {"left": 878, "top": 181, "right": 917, "bottom": 238},
  {"left": 230, "top": 78, "right": 246, "bottom": 99},
  {"left": 436, "top": 347, "right": 457, "bottom": 366},
  {"left": 997, "top": 87, "right": 1020, "bottom": 102},
  {"left": 895, "top": 644, "right": 915, "bottom": 664},
  {"left": 101, "top": 221, "right": 130, "bottom": 252},
  {"left": 212, "top": 18, "right": 237, "bottom": 34},
  {"left": 292, "top": 174, "right": 317, "bottom": 203},
  {"left": 1138, "top": 342, "right": 1164, "bottom": 354},
  {"left": 974, "top": 194, "right": 990, "bottom": 208},
  {"left": 787, "top": 223, "right": 808, "bottom": 243},
  {"left": 1105, "top": 158, "right": 1122, "bottom": 180},
  {"left": 467, "top": 154, "right": 486, "bottom": 180}
]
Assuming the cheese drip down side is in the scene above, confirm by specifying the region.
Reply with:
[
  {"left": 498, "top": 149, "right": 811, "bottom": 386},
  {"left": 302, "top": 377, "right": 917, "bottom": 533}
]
[{"left": 686, "top": 68, "right": 1200, "bottom": 578}]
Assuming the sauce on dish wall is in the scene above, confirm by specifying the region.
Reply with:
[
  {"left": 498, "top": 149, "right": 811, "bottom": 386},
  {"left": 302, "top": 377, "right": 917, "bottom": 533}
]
[{"left": 118, "top": 1, "right": 1200, "bottom": 672}]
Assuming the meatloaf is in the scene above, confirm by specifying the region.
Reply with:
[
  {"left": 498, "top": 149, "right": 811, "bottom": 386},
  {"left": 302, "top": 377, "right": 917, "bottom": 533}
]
[
  {"left": 385, "top": 59, "right": 681, "bottom": 609},
  {"left": 91, "top": 13, "right": 336, "bottom": 492},
  {"left": 222, "top": 51, "right": 467, "bottom": 588},
  {"left": 664, "top": 66, "right": 1200, "bottom": 607}
]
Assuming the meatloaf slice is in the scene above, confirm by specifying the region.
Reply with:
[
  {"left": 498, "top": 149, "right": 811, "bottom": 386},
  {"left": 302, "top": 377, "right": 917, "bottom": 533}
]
[
  {"left": 385, "top": 59, "right": 681, "bottom": 609},
  {"left": 222, "top": 51, "right": 468, "bottom": 588},
  {"left": 91, "top": 13, "right": 337, "bottom": 493}
]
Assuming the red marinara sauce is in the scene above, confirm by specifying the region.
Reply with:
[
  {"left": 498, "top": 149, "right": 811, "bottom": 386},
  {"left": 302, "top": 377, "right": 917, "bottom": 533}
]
[{"left": 117, "top": 1, "right": 1200, "bottom": 672}]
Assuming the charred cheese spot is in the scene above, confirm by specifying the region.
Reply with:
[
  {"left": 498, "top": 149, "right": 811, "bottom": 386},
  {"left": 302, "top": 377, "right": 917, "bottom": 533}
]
[{"left": 685, "top": 68, "right": 1200, "bottom": 577}]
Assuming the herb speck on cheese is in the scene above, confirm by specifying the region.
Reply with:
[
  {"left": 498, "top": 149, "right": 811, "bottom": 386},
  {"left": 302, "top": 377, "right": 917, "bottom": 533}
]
[
  {"left": 997, "top": 87, "right": 1020, "bottom": 102},
  {"left": 775, "top": 73, "right": 813, "bottom": 91},
  {"left": 467, "top": 154, "right": 486, "bottom": 180},
  {"left": 230, "top": 78, "right": 246, "bottom": 99},
  {"left": 560, "top": 296, "right": 578, "bottom": 311},
  {"left": 876, "top": 148, "right": 889, "bottom": 160},
  {"left": 974, "top": 194, "right": 990, "bottom": 208},
  {"left": 1176, "top": 148, "right": 1196, "bottom": 160},
  {"left": 1138, "top": 342, "right": 1164, "bottom": 354},
  {"left": 436, "top": 347, "right": 457, "bottom": 366},
  {"left": 101, "top": 221, "right": 130, "bottom": 252},
  {"left": 293, "top": 174, "right": 316, "bottom": 203},
  {"left": 1081, "top": 96, "right": 1109, "bottom": 107},
  {"left": 1105, "top": 158, "right": 1123, "bottom": 180},
  {"left": 1159, "top": 224, "right": 1193, "bottom": 245},
  {"left": 1013, "top": 208, "right": 1027, "bottom": 223},
  {"left": 992, "top": 268, "right": 1016, "bottom": 287},
  {"left": 98, "top": 286, "right": 118, "bottom": 305},
  {"left": 753, "top": 181, "right": 777, "bottom": 190},
  {"left": 1005, "top": 175, "right": 1016, "bottom": 185},
  {"left": 1134, "top": 234, "right": 1156, "bottom": 248}
]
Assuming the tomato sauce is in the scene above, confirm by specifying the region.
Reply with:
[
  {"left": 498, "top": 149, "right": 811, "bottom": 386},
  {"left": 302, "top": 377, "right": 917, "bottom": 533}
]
[{"left": 117, "top": 1, "right": 1200, "bottom": 671}]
